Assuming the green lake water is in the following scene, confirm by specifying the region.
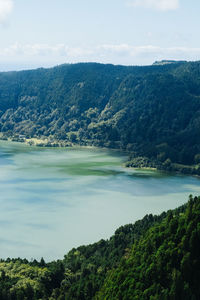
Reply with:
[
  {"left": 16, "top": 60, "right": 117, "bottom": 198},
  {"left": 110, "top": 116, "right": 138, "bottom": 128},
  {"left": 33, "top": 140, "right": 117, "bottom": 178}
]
[{"left": 0, "top": 140, "right": 200, "bottom": 261}]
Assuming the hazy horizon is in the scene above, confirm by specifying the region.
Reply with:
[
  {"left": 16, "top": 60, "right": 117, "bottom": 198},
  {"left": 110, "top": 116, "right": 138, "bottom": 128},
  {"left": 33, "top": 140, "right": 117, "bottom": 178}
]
[
  {"left": 0, "top": 0, "right": 199, "bottom": 71},
  {"left": 0, "top": 59, "right": 196, "bottom": 73}
]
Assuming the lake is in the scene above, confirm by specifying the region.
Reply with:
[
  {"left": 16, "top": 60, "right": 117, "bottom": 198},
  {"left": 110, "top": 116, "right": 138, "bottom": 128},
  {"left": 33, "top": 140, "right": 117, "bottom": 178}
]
[{"left": 0, "top": 140, "right": 200, "bottom": 261}]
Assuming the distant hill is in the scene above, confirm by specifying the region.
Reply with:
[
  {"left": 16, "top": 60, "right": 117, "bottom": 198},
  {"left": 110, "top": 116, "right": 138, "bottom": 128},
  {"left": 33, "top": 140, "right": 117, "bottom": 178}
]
[
  {"left": 153, "top": 60, "right": 187, "bottom": 65},
  {"left": 0, "top": 61, "right": 200, "bottom": 173}
]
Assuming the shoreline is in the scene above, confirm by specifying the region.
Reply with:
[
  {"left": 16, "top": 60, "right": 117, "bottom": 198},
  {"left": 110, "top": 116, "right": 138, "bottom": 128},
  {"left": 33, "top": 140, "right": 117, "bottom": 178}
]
[
  {"left": 0, "top": 134, "right": 200, "bottom": 177},
  {"left": 0, "top": 134, "right": 128, "bottom": 154}
]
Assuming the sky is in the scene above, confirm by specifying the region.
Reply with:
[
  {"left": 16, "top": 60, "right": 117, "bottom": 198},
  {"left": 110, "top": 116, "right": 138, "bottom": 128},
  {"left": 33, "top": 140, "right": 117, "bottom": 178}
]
[{"left": 0, "top": 0, "right": 200, "bottom": 70}]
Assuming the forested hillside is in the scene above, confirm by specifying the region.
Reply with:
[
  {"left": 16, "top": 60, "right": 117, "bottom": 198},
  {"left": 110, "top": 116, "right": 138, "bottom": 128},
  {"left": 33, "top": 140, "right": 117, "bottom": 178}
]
[
  {"left": 1, "top": 61, "right": 200, "bottom": 173},
  {"left": 97, "top": 195, "right": 200, "bottom": 300},
  {"left": 0, "top": 196, "right": 199, "bottom": 299}
]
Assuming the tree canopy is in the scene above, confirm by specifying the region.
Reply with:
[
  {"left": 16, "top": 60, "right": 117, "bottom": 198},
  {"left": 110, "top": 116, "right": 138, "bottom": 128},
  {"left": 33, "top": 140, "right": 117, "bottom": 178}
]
[
  {"left": 0, "top": 196, "right": 199, "bottom": 299},
  {"left": 1, "top": 62, "right": 200, "bottom": 173}
]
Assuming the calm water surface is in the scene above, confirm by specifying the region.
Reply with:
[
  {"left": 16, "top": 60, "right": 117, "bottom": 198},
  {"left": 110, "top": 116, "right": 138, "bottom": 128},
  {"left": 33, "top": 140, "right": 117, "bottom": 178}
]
[{"left": 0, "top": 140, "right": 200, "bottom": 261}]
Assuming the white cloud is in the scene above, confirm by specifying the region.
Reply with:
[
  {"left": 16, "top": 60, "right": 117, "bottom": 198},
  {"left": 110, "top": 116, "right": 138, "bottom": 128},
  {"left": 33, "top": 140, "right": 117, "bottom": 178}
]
[
  {"left": 129, "top": 0, "right": 179, "bottom": 11},
  {"left": 97, "top": 44, "right": 200, "bottom": 63},
  {"left": 0, "top": 0, "right": 13, "bottom": 24},
  {"left": 0, "top": 43, "right": 95, "bottom": 59},
  {"left": 0, "top": 43, "right": 200, "bottom": 70}
]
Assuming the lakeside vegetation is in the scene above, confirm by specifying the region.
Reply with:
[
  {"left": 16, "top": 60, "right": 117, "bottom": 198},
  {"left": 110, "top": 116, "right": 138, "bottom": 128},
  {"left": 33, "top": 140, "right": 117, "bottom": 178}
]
[
  {"left": 0, "top": 195, "right": 199, "bottom": 299},
  {"left": 125, "top": 156, "right": 200, "bottom": 176},
  {"left": 0, "top": 61, "right": 200, "bottom": 297},
  {"left": 1, "top": 61, "right": 200, "bottom": 174}
]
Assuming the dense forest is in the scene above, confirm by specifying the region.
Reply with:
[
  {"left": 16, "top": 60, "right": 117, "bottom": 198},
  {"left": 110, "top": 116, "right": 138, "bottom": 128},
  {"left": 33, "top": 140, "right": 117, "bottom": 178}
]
[
  {"left": 0, "top": 195, "right": 199, "bottom": 299},
  {"left": 1, "top": 61, "right": 200, "bottom": 174}
]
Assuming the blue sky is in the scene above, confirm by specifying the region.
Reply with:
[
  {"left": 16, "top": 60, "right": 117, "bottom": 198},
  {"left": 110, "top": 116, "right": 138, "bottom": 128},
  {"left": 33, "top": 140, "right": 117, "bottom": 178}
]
[{"left": 0, "top": 0, "right": 199, "bottom": 70}]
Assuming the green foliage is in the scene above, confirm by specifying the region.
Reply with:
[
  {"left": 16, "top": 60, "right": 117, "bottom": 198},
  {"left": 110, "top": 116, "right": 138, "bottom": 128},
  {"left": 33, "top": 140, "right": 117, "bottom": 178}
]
[
  {"left": 97, "top": 196, "right": 200, "bottom": 300},
  {"left": 57, "top": 213, "right": 166, "bottom": 300},
  {"left": 1, "top": 62, "right": 200, "bottom": 173},
  {"left": 0, "top": 259, "right": 50, "bottom": 299},
  {"left": 0, "top": 258, "right": 65, "bottom": 299},
  {"left": 0, "top": 197, "right": 199, "bottom": 299}
]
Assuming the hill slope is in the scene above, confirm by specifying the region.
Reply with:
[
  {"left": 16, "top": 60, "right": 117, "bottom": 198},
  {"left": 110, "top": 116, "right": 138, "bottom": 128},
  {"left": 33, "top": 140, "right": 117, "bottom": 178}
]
[
  {"left": 1, "top": 61, "right": 200, "bottom": 173},
  {"left": 97, "top": 195, "right": 200, "bottom": 300},
  {"left": 0, "top": 196, "right": 199, "bottom": 299}
]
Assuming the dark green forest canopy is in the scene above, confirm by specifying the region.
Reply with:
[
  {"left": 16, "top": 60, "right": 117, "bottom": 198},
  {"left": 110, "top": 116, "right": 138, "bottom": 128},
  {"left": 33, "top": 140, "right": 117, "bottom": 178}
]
[
  {"left": 0, "top": 196, "right": 199, "bottom": 300},
  {"left": 97, "top": 195, "right": 200, "bottom": 300},
  {"left": 1, "top": 61, "right": 200, "bottom": 172}
]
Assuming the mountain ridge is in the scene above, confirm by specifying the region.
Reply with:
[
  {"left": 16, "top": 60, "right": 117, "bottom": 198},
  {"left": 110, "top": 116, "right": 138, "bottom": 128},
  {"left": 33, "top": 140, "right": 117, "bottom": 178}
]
[{"left": 0, "top": 61, "right": 200, "bottom": 174}]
